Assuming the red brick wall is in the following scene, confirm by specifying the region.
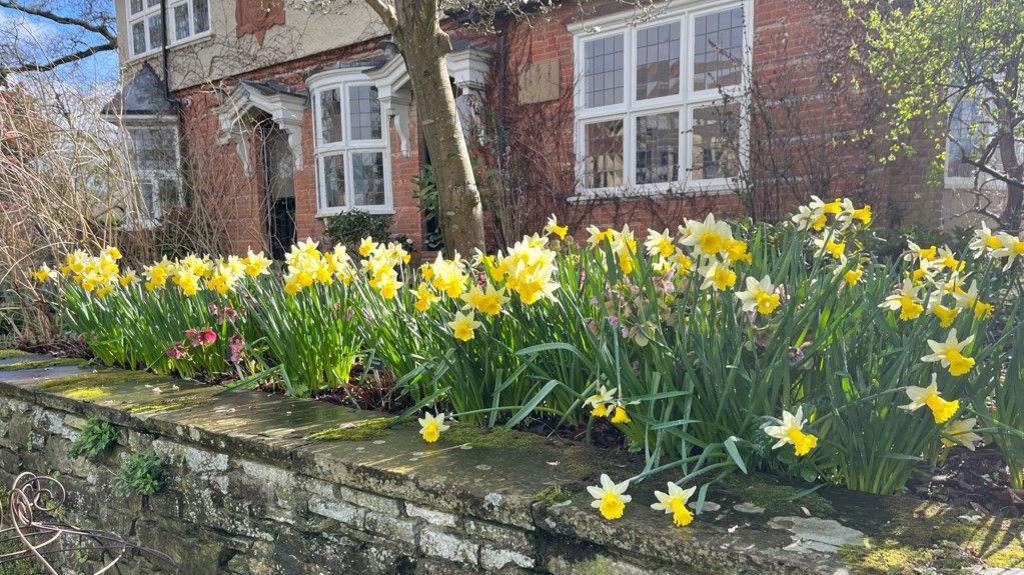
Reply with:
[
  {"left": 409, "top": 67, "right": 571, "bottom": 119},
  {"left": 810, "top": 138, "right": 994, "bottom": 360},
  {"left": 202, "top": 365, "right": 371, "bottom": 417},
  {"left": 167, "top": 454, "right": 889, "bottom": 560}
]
[{"left": 168, "top": 0, "right": 943, "bottom": 257}]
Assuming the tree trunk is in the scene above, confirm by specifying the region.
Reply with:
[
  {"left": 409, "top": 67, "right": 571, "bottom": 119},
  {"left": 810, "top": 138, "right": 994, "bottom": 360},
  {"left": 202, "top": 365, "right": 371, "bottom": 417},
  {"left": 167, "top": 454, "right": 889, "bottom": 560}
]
[{"left": 392, "top": 0, "right": 485, "bottom": 256}]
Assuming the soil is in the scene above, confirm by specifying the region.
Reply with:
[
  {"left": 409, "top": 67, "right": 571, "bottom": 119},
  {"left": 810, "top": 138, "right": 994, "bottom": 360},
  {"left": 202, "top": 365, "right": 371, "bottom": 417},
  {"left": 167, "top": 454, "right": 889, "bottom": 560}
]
[{"left": 907, "top": 446, "right": 1024, "bottom": 517}]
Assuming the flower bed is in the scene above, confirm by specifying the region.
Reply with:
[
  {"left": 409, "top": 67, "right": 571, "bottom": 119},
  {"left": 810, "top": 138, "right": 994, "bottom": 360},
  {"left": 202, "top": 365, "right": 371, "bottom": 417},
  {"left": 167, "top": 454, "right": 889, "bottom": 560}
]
[{"left": 33, "top": 197, "right": 1024, "bottom": 525}]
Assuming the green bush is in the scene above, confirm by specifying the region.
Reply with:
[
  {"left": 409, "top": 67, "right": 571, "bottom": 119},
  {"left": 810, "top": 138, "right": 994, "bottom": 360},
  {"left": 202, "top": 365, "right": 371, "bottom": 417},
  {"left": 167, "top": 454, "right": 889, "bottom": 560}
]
[
  {"left": 113, "top": 451, "right": 164, "bottom": 496},
  {"left": 324, "top": 210, "right": 406, "bottom": 253},
  {"left": 68, "top": 417, "right": 118, "bottom": 460},
  {"left": 412, "top": 166, "right": 443, "bottom": 250}
]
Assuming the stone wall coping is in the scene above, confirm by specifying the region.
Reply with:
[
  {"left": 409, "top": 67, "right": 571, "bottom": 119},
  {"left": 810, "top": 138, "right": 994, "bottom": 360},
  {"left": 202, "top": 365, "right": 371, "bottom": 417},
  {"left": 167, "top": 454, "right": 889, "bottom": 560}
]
[{"left": 1, "top": 355, "right": 1021, "bottom": 574}]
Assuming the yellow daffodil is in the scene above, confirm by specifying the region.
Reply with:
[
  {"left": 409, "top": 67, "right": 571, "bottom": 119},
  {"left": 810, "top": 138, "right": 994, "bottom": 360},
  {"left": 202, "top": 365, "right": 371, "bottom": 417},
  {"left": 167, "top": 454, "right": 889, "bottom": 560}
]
[
  {"left": 724, "top": 238, "right": 752, "bottom": 264},
  {"left": 921, "top": 329, "right": 975, "bottom": 376},
  {"left": 413, "top": 283, "right": 438, "bottom": 312},
  {"left": 610, "top": 405, "right": 630, "bottom": 424},
  {"left": 545, "top": 214, "right": 568, "bottom": 239},
  {"left": 791, "top": 204, "right": 826, "bottom": 231},
  {"left": 358, "top": 237, "right": 377, "bottom": 257},
  {"left": 936, "top": 247, "right": 965, "bottom": 272},
  {"left": 993, "top": 232, "right": 1024, "bottom": 270},
  {"left": 118, "top": 270, "right": 138, "bottom": 287},
  {"left": 462, "top": 284, "right": 509, "bottom": 316},
  {"left": 448, "top": 311, "right": 481, "bottom": 341},
  {"left": 904, "top": 241, "right": 937, "bottom": 263},
  {"left": 813, "top": 234, "right": 846, "bottom": 261},
  {"left": 851, "top": 204, "right": 872, "bottom": 225},
  {"left": 587, "top": 474, "right": 631, "bottom": 520},
  {"left": 951, "top": 280, "right": 993, "bottom": 318},
  {"left": 651, "top": 483, "right": 697, "bottom": 527},
  {"left": 879, "top": 279, "right": 924, "bottom": 320},
  {"left": 969, "top": 221, "right": 1003, "bottom": 259},
  {"left": 764, "top": 407, "right": 818, "bottom": 456},
  {"left": 941, "top": 418, "right": 982, "bottom": 451},
  {"left": 242, "top": 249, "right": 272, "bottom": 277},
  {"left": 930, "top": 303, "right": 960, "bottom": 328},
  {"left": 736, "top": 275, "right": 781, "bottom": 315},
  {"left": 843, "top": 266, "right": 863, "bottom": 286},
  {"left": 902, "top": 375, "right": 959, "bottom": 423},
  {"left": 418, "top": 411, "right": 450, "bottom": 443},
  {"left": 32, "top": 264, "right": 58, "bottom": 283}
]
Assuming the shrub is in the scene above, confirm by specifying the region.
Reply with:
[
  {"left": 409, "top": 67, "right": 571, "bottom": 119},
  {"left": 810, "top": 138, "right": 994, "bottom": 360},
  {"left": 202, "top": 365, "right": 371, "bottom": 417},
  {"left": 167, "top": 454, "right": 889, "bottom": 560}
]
[
  {"left": 68, "top": 417, "right": 118, "bottom": 459},
  {"left": 324, "top": 210, "right": 405, "bottom": 253},
  {"left": 113, "top": 451, "right": 164, "bottom": 496}
]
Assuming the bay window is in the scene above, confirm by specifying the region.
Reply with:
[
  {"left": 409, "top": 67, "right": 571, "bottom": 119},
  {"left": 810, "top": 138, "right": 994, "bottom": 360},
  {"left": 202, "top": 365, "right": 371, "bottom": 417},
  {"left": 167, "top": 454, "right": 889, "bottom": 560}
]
[
  {"left": 573, "top": 1, "right": 750, "bottom": 195},
  {"left": 127, "top": 123, "right": 182, "bottom": 221},
  {"left": 310, "top": 72, "right": 391, "bottom": 216},
  {"left": 128, "top": 0, "right": 210, "bottom": 58}
]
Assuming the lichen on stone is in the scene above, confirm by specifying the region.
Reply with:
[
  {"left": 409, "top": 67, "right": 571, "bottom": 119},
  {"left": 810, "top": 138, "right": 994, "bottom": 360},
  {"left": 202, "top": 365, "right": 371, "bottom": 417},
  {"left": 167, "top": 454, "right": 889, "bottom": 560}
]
[
  {"left": 306, "top": 416, "right": 398, "bottom": 441},
  {"left": 126, "top": 395, "right": 208, "bottom": 415},
  {"left": 65, "top": 386, "right": 109, "bottom": 402},
  {"left": 440, "top": 425, "right": 544, "bottom": 450},
  {"left": 534, "top": 485, "right": 571, "bottom": 505},
  {"left": 0, "top": 358, "right": 87, "bottom": 371},
  {"left": 717, "top": 474, "right": 834, "bottom": 517}
]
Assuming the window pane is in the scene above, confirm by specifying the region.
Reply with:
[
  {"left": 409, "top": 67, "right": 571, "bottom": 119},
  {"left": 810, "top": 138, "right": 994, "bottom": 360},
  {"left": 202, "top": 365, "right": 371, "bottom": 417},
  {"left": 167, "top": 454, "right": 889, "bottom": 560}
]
[
  {"left": 140, "top": 181, "right": 156, "bottom": 219},
  {"left": 320, "top": 89, "right": 343, "bottom": 143},
  {"left": 584, "top": 120, "right": 624, "bottom": 188},
  {"left": 693, "top": 7, "right": 745, "bottom": 91},
  {"left": 691, "top": 104, "right": 740, "bottom": 180},
  {"left": 348, "top": 85, "right": 382, "bottom": 140},
  {"left": 158, "top": 178, "right": 180, "bottom": 211},
  {"left": 148, "top": 14, "right": 164, "bottom": 50},
  {"left": 147, "top": 0, "right": 160, "bottom": 7},
  {"left": 636, "top": 112, "right": 679, "bottom": 184},
  {"left": 352, "top": 152, "right": 386, "bottom": 206},
  {"left": 193, "top": 0, "right": 210, "bottom": 33},
  {"left": 129, "top": 127, "right": 177, "bottom": 172},
  {"left": 174, "top": 3, "right": 190, "bottom": 41},
  {"left": 636, "top": 22, "right": 680, "bottom": 100},
  {"left": 132, "top": 22, "right": 147, "bottom": 55},
  {"left": 584, "top": 34, "right": 624, "bottom": 108},
  {"left": 322, "top": 154, "right": 345, "bottom": 208},
  {"left": 130, "top": 0, "right": 144, "bottom": 14},
  {"left": 947, "top": 98, "right": 977, "bottom": 178}
]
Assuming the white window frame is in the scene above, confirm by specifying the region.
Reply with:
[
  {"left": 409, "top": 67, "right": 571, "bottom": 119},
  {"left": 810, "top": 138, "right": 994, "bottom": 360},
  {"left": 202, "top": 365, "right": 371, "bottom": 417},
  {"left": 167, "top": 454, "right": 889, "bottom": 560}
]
[
  {"left": 570, "top": 0, "right": 752, "bottom": 199},
  {"left": 308, "top": 69, "right": 393, "bottom": 217},
  {"left": 125, "top": 0, "right": 211, "bottom": 61},
  {"left": 125, "top": 117, "right": 183, "bottom": 225}
]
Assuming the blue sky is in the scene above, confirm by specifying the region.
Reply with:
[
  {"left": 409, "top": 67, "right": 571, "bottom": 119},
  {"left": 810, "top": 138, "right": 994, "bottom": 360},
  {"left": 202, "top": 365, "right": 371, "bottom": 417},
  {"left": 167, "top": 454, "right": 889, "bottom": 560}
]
[{"left": 0, "top": 0, "right": 120, "bottom": 89}]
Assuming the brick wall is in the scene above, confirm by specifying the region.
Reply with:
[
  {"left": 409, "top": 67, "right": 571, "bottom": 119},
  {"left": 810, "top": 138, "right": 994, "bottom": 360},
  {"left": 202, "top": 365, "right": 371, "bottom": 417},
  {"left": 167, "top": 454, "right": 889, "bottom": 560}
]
[{"left": 169, "top": 0, "right": 944, "bottom": 257}]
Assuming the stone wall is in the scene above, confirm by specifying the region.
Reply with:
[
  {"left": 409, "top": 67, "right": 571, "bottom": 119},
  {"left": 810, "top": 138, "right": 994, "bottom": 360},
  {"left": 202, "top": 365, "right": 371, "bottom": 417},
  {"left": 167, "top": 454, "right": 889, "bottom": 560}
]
[{"left": 1, "top": 356, "right": 1021, "bottom": 575}]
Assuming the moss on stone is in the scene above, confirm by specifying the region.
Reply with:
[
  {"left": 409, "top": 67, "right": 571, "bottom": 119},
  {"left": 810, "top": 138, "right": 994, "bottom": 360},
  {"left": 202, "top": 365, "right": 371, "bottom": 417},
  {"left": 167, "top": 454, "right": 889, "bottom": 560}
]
[
  {"left": 0, "top": 349, "right": 29, "bottom": 360},
  {"left": 126, "top": 395, "right": 208, "bottom": 415},
  {"left": 306, "top": 417, "right": 398, "bottom": 441},
  {"left": 0, "top": 357, "right": 86, "bottom": 371},
  {"left": 441, "top": 425, "right": 544, "bottom": 450},
  {"left": 717, "top": 474, "right": 834, "bottom": 517},
  {"left": 65, "top": 386, "right": 109, "bottom": 402},
  {"left": 36, "top": 370, "right": 165, "bottom": 392},
  {"left": 534, "top": 485, "right": 571, "bottom": 505},
  {"left": 838, "top": 498, "right": 1024, "bottom": 573}
]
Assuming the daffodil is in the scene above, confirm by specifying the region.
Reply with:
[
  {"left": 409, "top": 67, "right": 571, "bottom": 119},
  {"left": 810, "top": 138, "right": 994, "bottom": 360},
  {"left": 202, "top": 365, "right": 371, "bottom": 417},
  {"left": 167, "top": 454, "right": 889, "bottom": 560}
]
[
  {"left": 699, "top": 261, "right": 737, "bottom": 291},
  {"left": 951, "top": 280, "right": 992, "bottom": 318},
  {"left": 993, "top": 232, "right": 1024, "bottom": 270},
  {"left": 462, "top": 284, "right": 509, "bottom": 316},
  {"left": 813, "top": 234, "right": 846, "bottom": 261},
  {"left": 901, "top": 375, "right": 959, "bottom": 423},
  {"left": 791, "top": 204, "right": 826, "bottom": 231},
  {"left": 587, "top": 474, "right": 631, "bottom": 520},
  {"left": 735, "top": 275, "right": 781, "bottom": 315},
  {"left": 879, "top": 279, "right": 924, "bottom": 320},
  {"left": 764, "top": 407, "right": 818, "bottom": 456},
  {"left": 610, "top": 405, "right": 630, "bottom": 423},
  {"left": 118, "top": 270, "right": 138, "bottom": 287},
  {"left": 584, "top": 385, "right": 616, "bottom": 417},
  {"left": 651, "top": 483, "right": 697, "bottom": 527},
  {"left": 681, "top": 213, "right": 732, "bottom": 258},
  {"left": 969, "top": 221, "right": 1003, "bottom": 259},
  {"left": 843, "top": 266, "right": 863, "bottom": 286},
  {"left": 448, "top": 311, "right": 481, "bottom": 341},
  {"left": 644, "top": 229, "right": 676, "bottom": 258},
  {"left": 358, "top": 237, "right": 377, "bottom": 257},
  {"left": 413, "top": 283, "right": 438, "bottom": 312},
  {"left": 941, "top": 418, "right": 982, "bottom": 451},
  {"left": 904, "top": 241, "right": 937, "bottom": 263},
  {"left": 921, "top": 329, "right": 974, "bottom": 376},
  {"left": 724, "top": 238, "right": 752, "bottom": 264},
  {"left": 32, "top": 264, "right": 58, "bottom": 283},
  {"left": 936, "top": 247, "right": 964, "bottom": 272},
  {"left": 545, "top": 214, "right": 568, "bottom": 239},
  {"left": 242, "top": 250, "right": 272, "bottom": 277},
  {"left": 929, "top": 303, "right": 960, "bottom": 328},
  {"left": 419, "top": 412, "right": 450, "bottom": 443}
]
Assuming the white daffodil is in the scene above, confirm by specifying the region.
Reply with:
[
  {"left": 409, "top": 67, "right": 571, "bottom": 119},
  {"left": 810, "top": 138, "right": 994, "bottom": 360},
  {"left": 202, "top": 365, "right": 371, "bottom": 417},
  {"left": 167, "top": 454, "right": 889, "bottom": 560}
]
[
  {"left": 941, "top": 418, "right": 983, "bottom": 451},
  {"left": 992, "top": 232, "right": 1024, "bottom": 270},
  {"left": 651, "top": 482, "right": 697, "bottom": 527},
  {"left": 879, "top": 278, "right": 924, "bottom": 320},
  {"left": 587, "top": 474, "right": 631, "bottom": 520},
  {"left": 680, "top": 213, "right": 733, "bottom": 258},
  {"left": 735, "top": 275, "right": 781, "bottom": 315},
  {"left": 763, "top": 407, "right": 818, "bottom": 456},
  {"left": 583, "top": 385, "right": 616, "bottom": 417},
  {"left": 921, "top": 329, "right": 975, "bottom": 377},
  {"left": 791, "top": 204, "right": 826, "bottom": 231},
  {"left": 969, "top": 221, "right": 1003, "bottom": 259}
]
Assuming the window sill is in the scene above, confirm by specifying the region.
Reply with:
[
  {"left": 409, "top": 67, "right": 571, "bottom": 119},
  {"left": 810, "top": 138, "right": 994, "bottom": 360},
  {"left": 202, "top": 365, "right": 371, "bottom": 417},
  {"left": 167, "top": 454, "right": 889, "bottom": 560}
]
[
  {"left": 567, "top": 181, "right": 737, "bottom": 203},
  {"left": 316, "top": 207, "right": 396, "bottom": 218},
  {"left": 125, "top": 30, "right": 212, "bottom": 64}
]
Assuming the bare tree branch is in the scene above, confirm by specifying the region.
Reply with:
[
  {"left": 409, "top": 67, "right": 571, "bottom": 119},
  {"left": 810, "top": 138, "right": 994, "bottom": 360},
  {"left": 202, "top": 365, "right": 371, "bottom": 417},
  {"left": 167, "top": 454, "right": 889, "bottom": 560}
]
[
  {"left": 4, "top": 41, "right": 116, "bottom": 75},
  {"left": 0, "top": 0, "right": 116, "bottom": 41},
  {"left": 362, "top": 0, "right": 397, "bottom": 32}
]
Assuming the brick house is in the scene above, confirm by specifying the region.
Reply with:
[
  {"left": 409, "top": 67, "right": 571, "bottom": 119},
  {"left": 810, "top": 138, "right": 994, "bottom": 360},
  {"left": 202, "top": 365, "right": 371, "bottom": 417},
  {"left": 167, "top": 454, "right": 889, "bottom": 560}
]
[{"left": 104, "top": 0, "right": 982, "bottom": 257}]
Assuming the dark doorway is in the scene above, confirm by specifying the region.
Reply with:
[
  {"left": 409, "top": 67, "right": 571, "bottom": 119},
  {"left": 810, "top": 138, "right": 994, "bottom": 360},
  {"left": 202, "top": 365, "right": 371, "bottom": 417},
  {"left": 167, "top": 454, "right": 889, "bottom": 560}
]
[{"left": 259, "top": 120, "right": 296, "bottom": 260}]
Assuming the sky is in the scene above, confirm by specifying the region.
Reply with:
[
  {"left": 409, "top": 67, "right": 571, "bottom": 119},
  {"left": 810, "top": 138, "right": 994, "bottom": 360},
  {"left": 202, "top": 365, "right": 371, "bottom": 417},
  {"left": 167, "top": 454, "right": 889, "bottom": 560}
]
[{"left": 0, "top": 0, "right": 120, "bottom": 91}]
